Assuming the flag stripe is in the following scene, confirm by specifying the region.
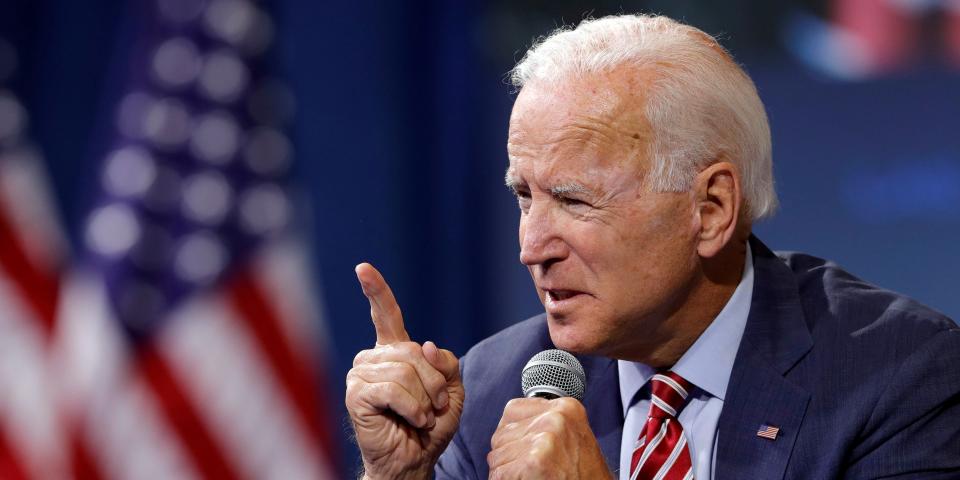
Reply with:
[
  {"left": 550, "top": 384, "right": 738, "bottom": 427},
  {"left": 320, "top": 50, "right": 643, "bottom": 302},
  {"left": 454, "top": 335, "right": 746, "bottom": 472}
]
[
  {"left": 1, "top": 191, "right": 102, "bottom": 480},
  {"left": 0, "top": 203, "right": 59, "bottom": 336},
  {"left": 83, "top": 370, "right": 201, "bottom": 480},
  {"left": 161, "top": 294, "right": 334, "bottom": 479},
  {"left": 68, "top": 426, "right": 105, "bottom": 480},
  {"left": 0, "top": 259, "right": 72, "bottom": 480},
  {"left": 251, "top": 242, "right": 326, "bottom": 358},
  {"left": 226, "top": 269, "right": 338, "bottom": 466},
  {"left": 137, "top": 345, "right": 242, "bottom": 480},
  {"left": 0, "top": 422, "right": 30, "bottom": 480}
]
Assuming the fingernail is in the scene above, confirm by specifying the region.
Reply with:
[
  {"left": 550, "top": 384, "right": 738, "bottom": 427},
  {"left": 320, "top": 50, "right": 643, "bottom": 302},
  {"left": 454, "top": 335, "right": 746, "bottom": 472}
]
[{"left": 438, "top": 390, "right": 448, "bottom": 408}]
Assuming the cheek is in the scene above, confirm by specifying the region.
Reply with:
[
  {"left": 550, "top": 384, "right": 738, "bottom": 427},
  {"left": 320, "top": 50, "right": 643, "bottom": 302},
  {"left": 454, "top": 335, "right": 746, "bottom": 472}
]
[{"left": 607, "top": 208, "right": 697, "bottom": 280}]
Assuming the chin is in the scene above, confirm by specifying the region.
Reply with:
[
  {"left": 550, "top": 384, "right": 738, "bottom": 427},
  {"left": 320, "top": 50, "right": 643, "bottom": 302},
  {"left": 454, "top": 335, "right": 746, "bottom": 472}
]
[{"left": 546, "top": 316, "right": 604, "bottom": 355}]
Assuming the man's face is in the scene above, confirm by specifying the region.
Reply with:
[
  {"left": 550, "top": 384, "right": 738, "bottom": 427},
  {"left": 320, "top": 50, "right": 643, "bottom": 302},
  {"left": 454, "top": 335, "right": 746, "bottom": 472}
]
[{"left": 506, "top": 71, "right": 702, "bottom": 360}]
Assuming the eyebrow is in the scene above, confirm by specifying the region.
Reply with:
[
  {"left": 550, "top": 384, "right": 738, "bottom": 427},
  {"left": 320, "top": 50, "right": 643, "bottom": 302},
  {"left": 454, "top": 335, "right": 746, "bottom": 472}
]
[
  {"left": 504, "top": 172, "right": 589, "bottom": 196},
  {"left": 550, "top": 183, "right": 589, "bottom": 196},
  {"left": 504, "top": 169, "right": 521, "bottom": 190}
]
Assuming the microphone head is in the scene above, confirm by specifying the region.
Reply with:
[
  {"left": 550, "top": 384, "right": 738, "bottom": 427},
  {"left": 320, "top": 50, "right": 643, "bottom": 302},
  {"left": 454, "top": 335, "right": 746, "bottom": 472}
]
[{"left": 521, "top": 349, "right": 586, "bottom": 401}]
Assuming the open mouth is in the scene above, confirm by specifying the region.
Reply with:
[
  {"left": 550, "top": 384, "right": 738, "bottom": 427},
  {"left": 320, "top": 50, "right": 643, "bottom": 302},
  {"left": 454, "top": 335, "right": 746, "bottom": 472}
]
[{"left": 546, "top": 290, "right": 581, "bottom": 302}]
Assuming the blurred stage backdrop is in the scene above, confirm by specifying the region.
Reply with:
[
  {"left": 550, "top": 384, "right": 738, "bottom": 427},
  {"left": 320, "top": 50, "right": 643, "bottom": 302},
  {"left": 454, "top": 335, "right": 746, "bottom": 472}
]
[{"left": 0, "top": 0, "right": 957, "bottom": 478}]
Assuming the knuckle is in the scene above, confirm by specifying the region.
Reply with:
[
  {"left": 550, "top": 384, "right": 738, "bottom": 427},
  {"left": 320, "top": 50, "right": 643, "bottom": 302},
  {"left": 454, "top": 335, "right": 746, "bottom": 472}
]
[
  {"left": 536, "top": 411, "right": 566, "bottom": 431},
  {"left": 423, "top": 369, "right": 447, "bottom": 393},
  {"left": 388, "top": 361, "right": 417, "bottom": 383},
  {"left": 345, "top": 369, "right": 360, "bottom": 386},
  {"left": 369, "top": 381, "right": 393, "bottom": 398},
  {"left": 344, "top": 370, "right": 369, "bottom": 395},
  {"left": 490, "top": 422, "right": 516, "bottom": 447},
  {"left": 394, "top": 341, "right": 421, "bottom": 357},
  {"left": 380, "top": 364, "right": 429, "bottom": 406},
  {"left": 352, "top": 349, "right": 371, "bottom": 367},
  {"left": 534, "top": 430, "right": 557, "bottom": 445},
  {"left": 554, "top": 396, "right": 578, "bottom": 410},
  {"left": 556, "top": 397, "right": 586, "bottom": 417},
  {"left": 344, "top": 380, "right": 357, "bottom": 403}
]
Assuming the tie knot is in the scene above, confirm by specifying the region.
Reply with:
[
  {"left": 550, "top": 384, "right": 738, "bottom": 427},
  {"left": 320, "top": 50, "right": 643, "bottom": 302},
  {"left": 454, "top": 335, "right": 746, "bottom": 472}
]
[{"left": 648, "top": 371, "right": 692, "bottom": 419}]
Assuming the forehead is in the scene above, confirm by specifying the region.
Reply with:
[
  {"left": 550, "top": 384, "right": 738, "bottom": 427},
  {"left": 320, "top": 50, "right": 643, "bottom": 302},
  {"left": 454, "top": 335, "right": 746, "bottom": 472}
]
[{"left": 506, "top": 68, "right": 654, "bottom": 185}]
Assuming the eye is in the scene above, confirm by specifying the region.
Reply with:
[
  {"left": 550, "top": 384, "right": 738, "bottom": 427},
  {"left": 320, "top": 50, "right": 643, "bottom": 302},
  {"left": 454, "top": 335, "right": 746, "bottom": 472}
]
[
  {"left": 559, "top": 196, "right": 588, "bottom": 207},
  {"left": 512, "top": 188, "right": 532, "bottom": 212},
  {"left": 555, "top": 194, "right": 591, "bottom": 209}
]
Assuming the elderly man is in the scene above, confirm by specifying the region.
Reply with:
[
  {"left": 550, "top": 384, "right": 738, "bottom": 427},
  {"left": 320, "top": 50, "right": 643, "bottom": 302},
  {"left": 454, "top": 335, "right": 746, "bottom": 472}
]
[{"left": 346, "top": 14, "right": 960, "bottom": 480}]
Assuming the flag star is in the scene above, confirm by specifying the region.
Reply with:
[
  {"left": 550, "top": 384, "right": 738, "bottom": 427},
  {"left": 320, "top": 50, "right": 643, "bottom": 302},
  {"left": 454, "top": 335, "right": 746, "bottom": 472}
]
[
  {"left": 189, "top": 110, "right": 241, "bottom": 165},
  {"left": 174, "top": 230, "right": 229, "bottom": 284},
  {"left": 85, "top": 203, "right": 141, "bottom": 257},
  {"left": 103, "top": 146, "right": 157, "bottom": 198},
  {"left": 181, "top": 170, "right": 234, "bottom": 225},
  {"left": 143, "top": 97, "right": 193, "bottom": 149},
  {"left": 198, "top": 49, "right": 249, "bottom": 103},
  {"left": 151, "top": 37, "right": 202, "bottom": 90}
]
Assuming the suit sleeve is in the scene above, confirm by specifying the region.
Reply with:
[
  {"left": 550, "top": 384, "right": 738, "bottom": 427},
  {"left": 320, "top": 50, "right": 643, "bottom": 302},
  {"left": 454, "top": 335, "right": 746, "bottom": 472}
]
[
  {"left": 434, "top": 425, "right": 477, "bottom": 480},
  {"left": 434, "top": 352, "right": 479, "bottom": 480},
  {"left": 845, "top": 328, "right": 960, "bottom": 478}
]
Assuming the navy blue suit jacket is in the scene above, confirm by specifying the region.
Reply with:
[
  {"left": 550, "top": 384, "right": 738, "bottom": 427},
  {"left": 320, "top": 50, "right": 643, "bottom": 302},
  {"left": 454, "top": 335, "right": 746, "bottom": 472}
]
[{"left": 436, "top": 238, "right": 960, "bottom": 479}]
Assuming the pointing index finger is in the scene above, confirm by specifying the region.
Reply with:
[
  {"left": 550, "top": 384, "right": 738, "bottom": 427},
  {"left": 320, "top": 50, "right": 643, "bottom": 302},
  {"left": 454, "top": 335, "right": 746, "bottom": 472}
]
[{"left": 355, "top": 263, "right": 410, "bottom": 345}]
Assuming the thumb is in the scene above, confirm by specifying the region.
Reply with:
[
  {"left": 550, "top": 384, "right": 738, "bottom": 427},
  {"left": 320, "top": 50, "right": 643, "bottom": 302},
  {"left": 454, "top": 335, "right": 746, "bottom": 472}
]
[{"left": 423, "top": 341, "right": 460, "bottom": 382}]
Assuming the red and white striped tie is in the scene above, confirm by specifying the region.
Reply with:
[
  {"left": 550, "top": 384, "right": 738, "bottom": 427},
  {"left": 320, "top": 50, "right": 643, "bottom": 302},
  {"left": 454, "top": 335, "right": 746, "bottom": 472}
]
[{"left": 629, "top": 371, "right": 694, "bottom": 480}]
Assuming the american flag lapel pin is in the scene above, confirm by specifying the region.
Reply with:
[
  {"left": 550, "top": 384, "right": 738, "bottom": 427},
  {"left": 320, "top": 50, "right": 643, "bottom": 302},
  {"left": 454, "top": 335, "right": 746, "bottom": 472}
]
[{"left": 757, "top": 423, "right": 780, "bottom": 440}]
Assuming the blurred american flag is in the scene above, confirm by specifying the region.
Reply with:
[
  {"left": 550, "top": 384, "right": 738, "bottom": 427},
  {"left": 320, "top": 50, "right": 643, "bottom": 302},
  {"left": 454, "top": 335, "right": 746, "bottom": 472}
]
[
  {"left": 0, "top": 98, "right": 70, "bottom": 479},
  {"left": 0, "top": 1, "right": 340, "bottom": 478}
]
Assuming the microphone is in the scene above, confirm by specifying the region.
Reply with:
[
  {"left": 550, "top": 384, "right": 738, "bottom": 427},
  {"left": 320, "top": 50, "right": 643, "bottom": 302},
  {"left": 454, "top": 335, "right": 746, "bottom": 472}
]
[{"left": 521, "top": 349, "right": 586, "bottom": 401}]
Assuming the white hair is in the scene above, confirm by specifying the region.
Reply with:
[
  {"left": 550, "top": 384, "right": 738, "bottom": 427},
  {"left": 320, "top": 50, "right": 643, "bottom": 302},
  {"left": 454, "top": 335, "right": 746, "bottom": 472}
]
[{"left": 510, "top": 14, "right": 777, "bottom": 221}]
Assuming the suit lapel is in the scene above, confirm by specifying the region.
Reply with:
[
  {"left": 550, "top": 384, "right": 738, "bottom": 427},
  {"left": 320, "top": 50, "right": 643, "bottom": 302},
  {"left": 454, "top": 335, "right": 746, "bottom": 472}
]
[
  {"left": 715, "top": 237, "right": 813, "bottom": 479},
  {"left": 579, "top": 354, "right": 623, "bottom": 474}
]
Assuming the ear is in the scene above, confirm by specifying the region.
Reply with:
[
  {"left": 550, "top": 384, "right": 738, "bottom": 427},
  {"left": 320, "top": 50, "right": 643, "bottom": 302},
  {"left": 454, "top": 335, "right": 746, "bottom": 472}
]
[{"left": 694, "top": 161, "right": 742, "bottom": 258}]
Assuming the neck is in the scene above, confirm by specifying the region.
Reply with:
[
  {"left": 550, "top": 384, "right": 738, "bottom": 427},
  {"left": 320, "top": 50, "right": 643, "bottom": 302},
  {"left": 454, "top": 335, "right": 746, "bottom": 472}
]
[{"left": 627, "top": 237, "right": 749, "bottom": 368}]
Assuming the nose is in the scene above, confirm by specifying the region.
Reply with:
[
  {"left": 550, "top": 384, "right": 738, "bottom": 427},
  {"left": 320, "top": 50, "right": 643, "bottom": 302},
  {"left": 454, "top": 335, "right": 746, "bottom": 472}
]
[{"left": 519, "top": 203, "right": 567, "bottom": 267}]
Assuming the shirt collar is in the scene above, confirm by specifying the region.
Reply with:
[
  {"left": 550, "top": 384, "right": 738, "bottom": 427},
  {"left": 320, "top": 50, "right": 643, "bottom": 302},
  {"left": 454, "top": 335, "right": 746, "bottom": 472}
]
[{"left": 618, "top": 243, "right": 754, "bottom": 414}]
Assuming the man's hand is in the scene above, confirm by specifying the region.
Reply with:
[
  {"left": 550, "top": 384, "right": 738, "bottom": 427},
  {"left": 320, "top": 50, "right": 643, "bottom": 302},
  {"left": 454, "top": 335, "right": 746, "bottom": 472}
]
[
  {"left": 488, "top": 397, "right": 612, "bottom": 480},
  {"left": 345, "top": 263, "right": 465, "bottom": 480}
]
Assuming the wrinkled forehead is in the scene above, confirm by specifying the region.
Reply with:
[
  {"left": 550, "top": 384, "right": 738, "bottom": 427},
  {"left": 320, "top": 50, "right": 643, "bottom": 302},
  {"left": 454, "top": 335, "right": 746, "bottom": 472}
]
[{"left": 506, "top": 69, "right": 655, "bottom": 182}]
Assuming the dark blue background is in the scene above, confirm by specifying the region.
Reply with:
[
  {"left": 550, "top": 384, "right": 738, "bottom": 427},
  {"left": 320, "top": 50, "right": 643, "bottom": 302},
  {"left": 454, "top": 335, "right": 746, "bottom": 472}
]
[{"left": 5, "top": 0, "right": 957, "bottom": 473}]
